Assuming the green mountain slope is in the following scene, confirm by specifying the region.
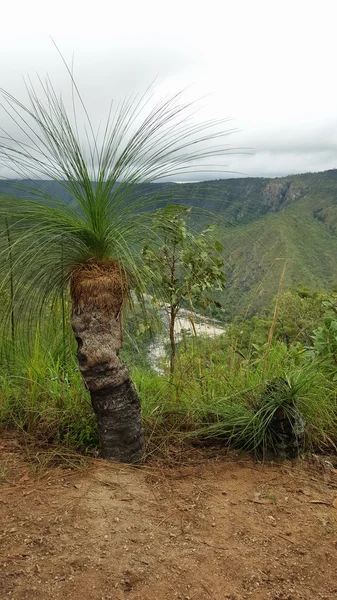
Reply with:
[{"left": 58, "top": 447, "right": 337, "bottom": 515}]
[
  {"left": 147, "top": 170, "right": 337, "bottom": 317},
  {"left": 216, "top": 170, "right": 337, "bottom": 317},
  {"left": 220, "top": 204, "right": 337, "bottom": 318},
  {"left": 2, "top": 169, "right": 337, "bottom": 317}
]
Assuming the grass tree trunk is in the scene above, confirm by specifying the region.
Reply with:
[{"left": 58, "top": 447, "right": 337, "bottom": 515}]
[{"left": 70, "top": 263, "right": 145, "bottom": 463}]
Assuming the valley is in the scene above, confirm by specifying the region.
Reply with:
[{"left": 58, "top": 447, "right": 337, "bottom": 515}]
[{"left": 3, "top": 169, "right": 337, "bottom": 318}]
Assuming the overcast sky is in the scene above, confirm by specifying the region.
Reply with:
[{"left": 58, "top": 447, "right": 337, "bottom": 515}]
[{"left": 1, "top": 0, "right": 337, "bottom": 180}]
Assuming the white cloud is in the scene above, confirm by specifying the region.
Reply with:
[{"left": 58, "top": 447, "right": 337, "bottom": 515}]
[{"left": 1, "top": 0, "right": 337, "bottom": 179}]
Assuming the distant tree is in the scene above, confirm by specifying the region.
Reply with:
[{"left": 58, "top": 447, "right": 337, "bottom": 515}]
[
  {"left": 272, "top": 289, "right": 326, "bottom": 347},
  {"left": 311, "top": 297, "right": 337, "bottom": 379},
  {"left": 224, "top": 288, "right": 327, "bottom": 361},
  {"left": 142, "top": 207, "right": 226, "bottom": 375}
]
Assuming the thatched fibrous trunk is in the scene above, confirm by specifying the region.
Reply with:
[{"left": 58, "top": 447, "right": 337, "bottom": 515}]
[{"left": 70, "top": 262, "right": 145, "bottom": 463}]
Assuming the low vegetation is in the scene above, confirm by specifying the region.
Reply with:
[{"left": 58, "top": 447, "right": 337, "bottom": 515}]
[
  {"left": 1, "top": 74, "right": 337, "bottom": 463},
  {"left": 1, "top": 288, "right": 337, "bottom": 460}
]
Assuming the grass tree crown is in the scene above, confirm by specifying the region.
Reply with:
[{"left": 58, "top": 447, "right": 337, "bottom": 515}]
[{"left": 0, "top": 76, "right": 236, "bottom": 313}]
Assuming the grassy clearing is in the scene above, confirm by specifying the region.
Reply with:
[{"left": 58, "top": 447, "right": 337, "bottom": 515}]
[{"left": 1, "top": 296, "right": 337, "bottom": 461}]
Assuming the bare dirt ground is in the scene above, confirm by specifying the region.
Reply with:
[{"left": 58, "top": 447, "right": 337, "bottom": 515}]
[{"left": 1, "top": 435, "right": 337, "bottom": 600}]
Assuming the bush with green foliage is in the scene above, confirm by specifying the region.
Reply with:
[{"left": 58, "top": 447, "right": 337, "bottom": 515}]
[
  {"left": 142, "top": 206, "right": 225, "bottom": 374},
  {"left": 0, "top": 282, "right": 337, "bottom": 459}
]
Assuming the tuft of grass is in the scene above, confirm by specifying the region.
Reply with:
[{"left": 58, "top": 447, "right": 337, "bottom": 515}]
[
  {"left": 0, "top": 339, "right": 98, "bottom": 452},
  {"left": 0, "top": 301, "right": 337, "bottom": 460}
]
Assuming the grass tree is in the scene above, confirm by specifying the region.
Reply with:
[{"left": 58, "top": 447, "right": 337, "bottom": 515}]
[{"left": 0, "top": 73, "right": 235, "bottom": 462}]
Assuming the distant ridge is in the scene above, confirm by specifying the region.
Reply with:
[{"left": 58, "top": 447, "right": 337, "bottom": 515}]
[{"left": 2, "top": 169, "right": 337, "bottom": 317}]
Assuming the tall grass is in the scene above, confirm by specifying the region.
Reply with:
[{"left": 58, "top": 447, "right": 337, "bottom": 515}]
[{"left": 0, "top": 296, "right": 336, "bottom": 458}]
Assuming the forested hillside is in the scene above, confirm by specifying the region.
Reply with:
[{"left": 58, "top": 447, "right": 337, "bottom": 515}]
[{"left": 2, "top": 169, "right": 337, "bottom": 317}]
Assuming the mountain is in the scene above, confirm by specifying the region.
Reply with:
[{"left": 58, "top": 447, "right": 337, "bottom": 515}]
[
  {"left": 2, "top": 170, "right": 337, "bottom": 318},
  {"left": 0, "top": 180, "right": 76, "bottom": 205}
]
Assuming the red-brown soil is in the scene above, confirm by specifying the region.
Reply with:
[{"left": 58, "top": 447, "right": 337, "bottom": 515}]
[{"left": 1, "top": 435, "right": 337, "bottom": 600}]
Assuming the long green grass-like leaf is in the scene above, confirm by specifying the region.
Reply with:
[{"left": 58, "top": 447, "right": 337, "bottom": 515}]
[{"left": 0, "top": 72, "right": 239, "bottom": 335}]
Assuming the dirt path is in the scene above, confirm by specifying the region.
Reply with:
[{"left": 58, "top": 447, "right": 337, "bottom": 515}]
[{"left": 1, "top": 436, "right": 337, "bottom": 600}]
